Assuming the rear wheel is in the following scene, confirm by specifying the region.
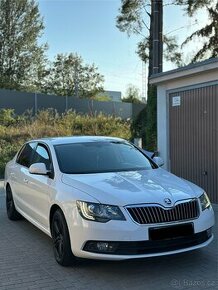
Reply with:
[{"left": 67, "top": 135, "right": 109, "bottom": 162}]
[
  {"left": 6, "top": 186, "right": 22, "bottom": 220},
  {"left": 51, "top": 209, "right": 76, "bottom": 266}
]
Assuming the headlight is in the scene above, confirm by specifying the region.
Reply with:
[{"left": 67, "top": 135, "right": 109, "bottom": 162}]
[
  {"left": 76, "top": 201, "right": 126, "bottom": 223},
  {"left": 199, "top": 192, "right": 211, "bottom": 211}
]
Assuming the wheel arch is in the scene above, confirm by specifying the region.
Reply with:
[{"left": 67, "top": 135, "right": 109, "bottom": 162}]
[
  {"left": 6, "top": 182, "right": 11, "bottom": 191},
  {"left": 49, "top": 204, "right": 66, "bottom": 233},
  {"left": 50, "top": 204, "right": 60, "bottom": 230}
]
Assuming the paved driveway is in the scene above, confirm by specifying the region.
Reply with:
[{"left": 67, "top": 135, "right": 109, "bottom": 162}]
[{"left": 0, "top": 181, "right": 217, "bottom": 290}]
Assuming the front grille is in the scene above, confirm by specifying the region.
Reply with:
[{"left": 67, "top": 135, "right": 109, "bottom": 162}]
[{"left": 126, "top": 199, "right": 199, "bottom": 224}]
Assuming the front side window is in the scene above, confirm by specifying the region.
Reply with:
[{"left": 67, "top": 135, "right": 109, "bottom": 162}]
[
  {"left": 31, "top": 144, "right": 51, "bottom": 170},
  {"left": 55, "top": 141, "right": 156, "bottom": 174},
  {"left": 16, "top": 142, "right": 37, "bottom": 168}
]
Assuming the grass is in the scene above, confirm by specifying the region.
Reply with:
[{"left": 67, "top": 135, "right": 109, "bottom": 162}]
[{"left": 0, "top": 109, "right": 131, "bottom": 178}]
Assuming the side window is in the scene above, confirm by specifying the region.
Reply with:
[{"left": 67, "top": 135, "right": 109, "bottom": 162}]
[
  {"left": 16, "top": 143, "right": 36, "bottom": 168},
  {"left": 31, "top": 144, "right": 51, "bottom": 170}
]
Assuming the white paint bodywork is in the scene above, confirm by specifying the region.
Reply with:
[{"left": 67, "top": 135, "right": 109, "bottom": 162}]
[{"left": 4, "top": 136, "right": 215, "bottom": 260}]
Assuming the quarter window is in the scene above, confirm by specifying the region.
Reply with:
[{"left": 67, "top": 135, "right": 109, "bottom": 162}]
[{"left": 16, "top": 143, "right": 36, "bottom": 168}]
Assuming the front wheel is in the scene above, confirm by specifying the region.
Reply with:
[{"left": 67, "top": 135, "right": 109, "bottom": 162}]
[
  {"left": 51, "top": 209, "right": 76, "bottom": 266},
  {"left": 6, "top": 186, "right": 22, "bottom": 220}
]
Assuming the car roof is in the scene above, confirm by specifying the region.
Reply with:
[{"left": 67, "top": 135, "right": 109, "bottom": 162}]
[{"left": 30, "top": 136, "right": 126, "bottom": 146}]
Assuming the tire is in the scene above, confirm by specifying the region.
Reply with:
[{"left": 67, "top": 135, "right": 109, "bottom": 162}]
[
  {"left": 6, "top": 185, "right": 22, "bottom": 221},
  {"left": 51, "top": 209, "right": 76, "bottom": 266}
]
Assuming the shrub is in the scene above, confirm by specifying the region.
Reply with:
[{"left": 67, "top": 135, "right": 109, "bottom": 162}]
[{"left": 0, "top": 108, "right": 16, "bottom": 126}]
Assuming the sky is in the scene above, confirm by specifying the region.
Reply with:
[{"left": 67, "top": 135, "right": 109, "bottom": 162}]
[{"left": 38, "top": 0, "right": 208, "bottom": 98}]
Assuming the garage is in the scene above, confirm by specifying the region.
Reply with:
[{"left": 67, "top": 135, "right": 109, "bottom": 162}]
[{"left": 150, "top": 58, "right": 218, "bottom": 203}]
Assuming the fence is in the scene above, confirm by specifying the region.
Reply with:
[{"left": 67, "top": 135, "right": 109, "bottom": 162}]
[{"left": 0, "top": 89, "right": 145, "bottom": 120}]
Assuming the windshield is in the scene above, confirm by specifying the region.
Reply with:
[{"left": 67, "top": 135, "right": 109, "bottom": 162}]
[{"left": 54, "top": 141, "right": 156, "bottom": 174}]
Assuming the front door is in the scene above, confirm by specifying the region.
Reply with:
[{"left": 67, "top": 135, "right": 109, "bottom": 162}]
[{"left": 25, "top": 143, "right": 53, "bottom": 229}]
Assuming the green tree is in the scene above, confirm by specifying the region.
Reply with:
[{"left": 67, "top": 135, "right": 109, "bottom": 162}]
[
  {"left": 116, "top": 0, "right": 184, "bottom": 150},
  {"left": 46, "top": 53, "right": 104, "bottom": 98},
  {"left": 117, "top": 0, "right": 151, "bottom": 77},
  {"left": 117, "top": 0, "right": 183, "bottom": 69},
  {"left": 122, "top": 84, "right": 142, "bottom": 103},
  {"left": 0, "top": 0, "right": 47, "bottom": 91},
  {"left": 180, "top": 1, "right": 218, "bottom": 62},
  {"left": 93, "top": 95, "right": 111, "bottom": 102}
]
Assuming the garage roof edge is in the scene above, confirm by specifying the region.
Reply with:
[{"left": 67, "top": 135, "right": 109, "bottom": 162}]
[{"left": 149, "top": 58, "right": 218, "bottom": 85}]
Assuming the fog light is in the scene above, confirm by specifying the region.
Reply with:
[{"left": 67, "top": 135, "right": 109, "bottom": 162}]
[
  {"left": 206, "top": 228, "right": 212, "bottom": 238},
  {"left": 97, "top": 242, "right": 109, "bottom": 251},
  {"left": 83, "top": 241, "right": 118, "bottom": 253}
]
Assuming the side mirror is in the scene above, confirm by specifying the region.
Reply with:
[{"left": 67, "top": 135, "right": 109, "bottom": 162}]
[
  {"left": 29, "top": 163, "right": 49, "bottom": 175},
  {"left": 152, "top": 156, "right": 164, "bottom": 167}
]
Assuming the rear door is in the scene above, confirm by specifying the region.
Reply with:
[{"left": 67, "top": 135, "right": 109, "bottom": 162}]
[{"left": 11, "top": 142, "right": 37, "bottom": 212}]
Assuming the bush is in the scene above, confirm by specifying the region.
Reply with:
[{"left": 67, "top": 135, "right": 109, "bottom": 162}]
[
  {"left": 0, "top": 108, "right": 16, "bottom": 126},
  {"left": 0, "top": 109, "right": 131, "bottom": 177}
]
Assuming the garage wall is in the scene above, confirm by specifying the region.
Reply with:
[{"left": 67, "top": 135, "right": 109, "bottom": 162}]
[{"left": 169, "top": 84, "right": 218, "bottom": 203}]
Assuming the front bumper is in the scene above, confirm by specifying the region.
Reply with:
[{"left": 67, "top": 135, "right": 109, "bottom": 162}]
[
  {"left": 66, "top": 204, "right": 215, "bottom": 260},
  {"left": 83, "top": 228, "right": 212, "bottom": 255}
]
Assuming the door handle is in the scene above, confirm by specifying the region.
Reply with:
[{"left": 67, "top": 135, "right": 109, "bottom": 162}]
[{"left": 23, "top": 178, "right": 29, "bottom": 184}]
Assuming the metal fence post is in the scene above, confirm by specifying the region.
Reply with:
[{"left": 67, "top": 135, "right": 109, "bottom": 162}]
[
  {"left": 34, "top": 93, "right": 38, "bottom": 115},
  {"left": 65, "top": 96, "right": 68, "bottom": 111}
]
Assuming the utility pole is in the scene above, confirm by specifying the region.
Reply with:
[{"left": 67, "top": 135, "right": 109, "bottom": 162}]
[{"left": 151, "top": 0, "right": 163, "bottom": 75}]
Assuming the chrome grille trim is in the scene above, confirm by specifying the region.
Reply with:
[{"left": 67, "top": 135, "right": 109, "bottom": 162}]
[{"left": 126, "top": 199, "right": 199, "bottom": 225}]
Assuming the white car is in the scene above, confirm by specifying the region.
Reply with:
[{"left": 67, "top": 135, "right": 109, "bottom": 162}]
[{"left": 4, "top": 136, "right": 214, "bottom": 266}]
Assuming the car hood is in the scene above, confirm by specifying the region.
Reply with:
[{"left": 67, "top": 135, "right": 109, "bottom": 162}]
[{"left": 61, "top": 168, "right": 203, "bottom": 207}]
